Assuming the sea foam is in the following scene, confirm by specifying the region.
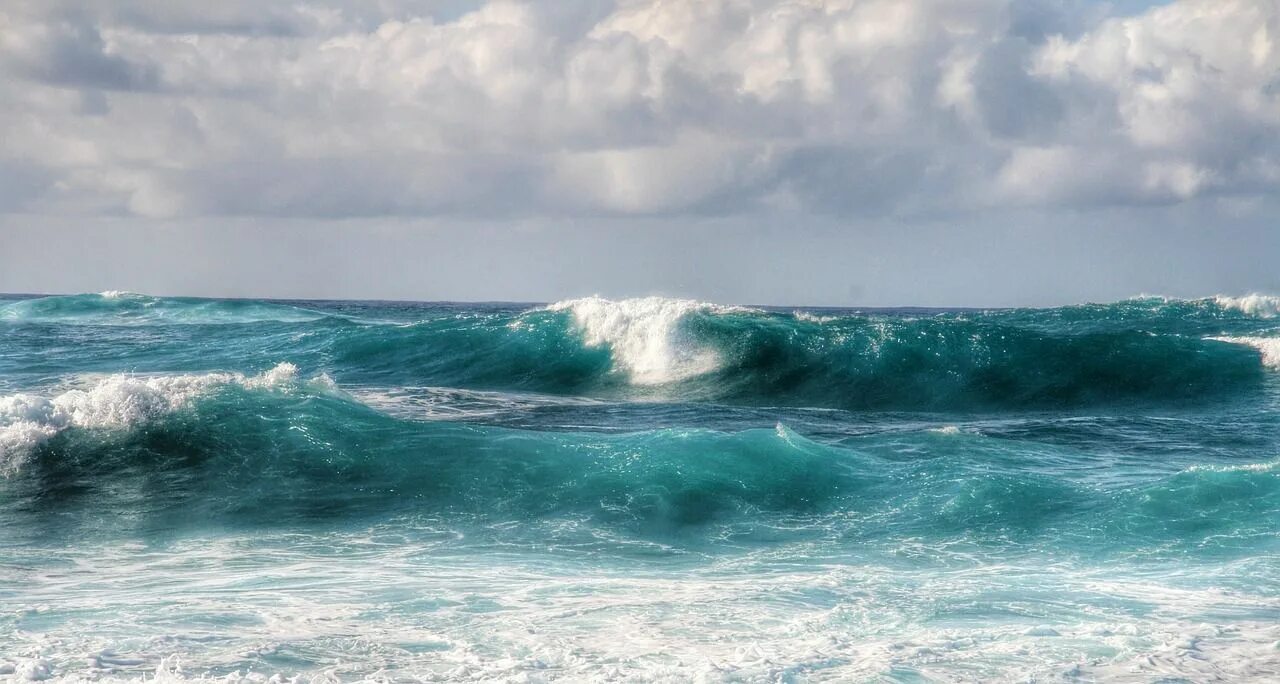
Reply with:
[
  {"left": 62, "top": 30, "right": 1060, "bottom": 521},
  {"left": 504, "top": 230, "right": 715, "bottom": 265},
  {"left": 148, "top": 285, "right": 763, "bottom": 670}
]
[
  {"left": 547, "top": 296, "right": 747, "bottom": 385},
  {"left": 0, "top": 363, "right": 306, "bottom": 475},
  {"left": 1209, "top": 336, "right": 1280, "bottom": 369},
  {"left": 1212, "top": 294, "right": 1280, "bottom": 318}
]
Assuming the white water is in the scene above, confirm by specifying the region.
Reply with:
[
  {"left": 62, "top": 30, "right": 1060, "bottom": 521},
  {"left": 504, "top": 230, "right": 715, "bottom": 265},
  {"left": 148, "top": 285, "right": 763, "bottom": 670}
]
[
  {"left": 1210, "top": 336, "right": 1280, "bottom": 369},
  {"left": 547, "top": 297, "right": 748, "bottom": 385},
  {"left": 3, "top": 532, "right": 1277, "bottom": 683},
  {"left": 0, "top": 364, "right": 317, "bottom": 475},
  {"left": 1213, "top": 294, "right": 1280, "bottom": 318}
]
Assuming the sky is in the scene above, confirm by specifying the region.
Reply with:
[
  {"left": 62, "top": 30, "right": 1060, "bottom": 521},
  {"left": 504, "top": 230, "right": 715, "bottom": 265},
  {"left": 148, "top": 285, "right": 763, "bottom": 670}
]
[{"left": 0, "top": 0, "right": 1277, "bottom": 306}]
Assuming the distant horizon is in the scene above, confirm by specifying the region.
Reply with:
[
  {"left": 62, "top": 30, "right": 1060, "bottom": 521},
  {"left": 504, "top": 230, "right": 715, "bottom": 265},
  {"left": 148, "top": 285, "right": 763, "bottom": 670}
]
[{"left": 3, "top": 288, "right": 1276, "bottom": 312}]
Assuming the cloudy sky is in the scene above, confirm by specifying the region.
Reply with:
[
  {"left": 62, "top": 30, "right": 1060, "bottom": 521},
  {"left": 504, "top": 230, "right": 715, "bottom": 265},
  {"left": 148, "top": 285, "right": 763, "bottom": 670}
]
[{"left": 0, "top": 0, "right": 1277, "bottom": 305}]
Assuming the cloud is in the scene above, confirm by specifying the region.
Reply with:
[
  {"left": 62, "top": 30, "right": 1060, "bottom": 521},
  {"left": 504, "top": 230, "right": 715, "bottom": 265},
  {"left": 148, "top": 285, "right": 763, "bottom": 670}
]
[
  {"left": 0, "top": 0, "right": 1276, "bottom": 220},
  {"left": 0, "top": 13, "right": 158, "bottom": 91}
]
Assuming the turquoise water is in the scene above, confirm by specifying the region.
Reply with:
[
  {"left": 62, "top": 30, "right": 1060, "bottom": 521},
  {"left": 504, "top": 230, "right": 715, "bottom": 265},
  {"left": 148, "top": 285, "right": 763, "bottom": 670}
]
[{"left": 1, "top": 292, "right": 1278, "bottom": 681}]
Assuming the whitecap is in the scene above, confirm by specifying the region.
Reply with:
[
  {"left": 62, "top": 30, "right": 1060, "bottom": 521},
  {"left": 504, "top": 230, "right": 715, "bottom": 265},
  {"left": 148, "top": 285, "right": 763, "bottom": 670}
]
[
  {"left": 1213, "top": 294, "right": 1280, "bottom": 318},
  {"left": 793, "top": 310, "right": 839, "bottom": 323},
  {"left": 545, "top": 296, "right": 750, "bottom": 385},
  {"left": 1208, "top": 336, "right": 1280, "bottom": 369},
  {"left": 0, "top": 363, "right": 311, "bottom": 475},
  {"left": 98, "top": 290, "right": 140, "bottom": 300}
]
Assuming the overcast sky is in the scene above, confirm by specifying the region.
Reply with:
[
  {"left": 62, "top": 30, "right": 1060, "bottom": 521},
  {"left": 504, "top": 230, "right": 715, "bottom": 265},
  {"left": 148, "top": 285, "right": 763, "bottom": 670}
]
[{"left": 0, "top": 0, "right": 1277, "bottom": 306}]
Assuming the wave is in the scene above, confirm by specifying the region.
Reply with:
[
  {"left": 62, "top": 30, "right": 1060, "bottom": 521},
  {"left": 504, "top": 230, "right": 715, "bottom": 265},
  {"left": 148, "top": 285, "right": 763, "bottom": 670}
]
[
  {"left": 3, "top": 294, "right": 1276, "bottom": 411},
  {"left": 330, "top": 296, "right": 1269, "bottom": 409},
  {"left": 0, "top": 292, "right": 330, "bottom": 325},
  {"left": 2, "top": 376, "right": 1275, "bottom": 551},
  {"left": 1209, "top": 336, "right": 1280, "bottom": 369},
  {"left": 546, "top": 296, "right": 751, "bottom": 384},
  {"left": 1212, "top": 294, "right": 1280, "bottom": 318},
  {"left": 1108, "top": 293, "right": 1280, "bottom": 318},
  {"left": 0, "top": 363, "right": 330, "bottom": 474}
]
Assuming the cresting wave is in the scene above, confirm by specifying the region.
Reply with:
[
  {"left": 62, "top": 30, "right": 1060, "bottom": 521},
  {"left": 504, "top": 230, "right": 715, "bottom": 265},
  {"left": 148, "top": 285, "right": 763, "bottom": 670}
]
[
  {"left": 324, "top": 296, "right": 1279, "bottom": 410},
  {"left": 2, "top": 374, "right": 1276, "bottom": 553},
  {"left": 0, "top": 363, "right": 331, "bottom": 474},
  {"left": 1210, "top": 336, "right": 1280, "bottom": 369},
  {"left": 1213, "top": 293, "right": 1280, "bottom": 318},
  {"left": 545, "top": 296, "right": 751, "bottom": 384},
  {"left": 2, "top": 292, "right": 1279, "bottom": 411}
]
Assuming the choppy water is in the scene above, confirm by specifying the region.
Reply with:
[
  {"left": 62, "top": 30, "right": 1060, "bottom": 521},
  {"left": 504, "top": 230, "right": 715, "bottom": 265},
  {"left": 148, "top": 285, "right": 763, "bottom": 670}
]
[{"left": 2, "top": 292, "right": 1278, "bottom": 682}]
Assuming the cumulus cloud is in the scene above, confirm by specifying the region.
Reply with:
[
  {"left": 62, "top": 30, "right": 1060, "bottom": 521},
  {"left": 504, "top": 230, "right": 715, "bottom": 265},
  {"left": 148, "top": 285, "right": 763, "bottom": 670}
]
[{"left": 0, "top": 0, "right": 1276, "bottom": 219}]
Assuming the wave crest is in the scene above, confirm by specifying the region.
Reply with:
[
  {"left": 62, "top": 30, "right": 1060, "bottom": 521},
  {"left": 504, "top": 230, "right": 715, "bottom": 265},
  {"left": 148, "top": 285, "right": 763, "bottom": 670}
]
[
  {"left": 4, "top": 387, "right": 1276, "bottom": 548},
  {"left": 545, "top": 297, "right": 748, "bottom": 385},
  {"left": 1212, "top": 294, "right": 1280, "bottom": 318},
  {"left": 0, "top": 363, "right": 310, "bottom": 474},
  {"left": 1209, "top": 336, "right": 1280, "bottom": 369}
]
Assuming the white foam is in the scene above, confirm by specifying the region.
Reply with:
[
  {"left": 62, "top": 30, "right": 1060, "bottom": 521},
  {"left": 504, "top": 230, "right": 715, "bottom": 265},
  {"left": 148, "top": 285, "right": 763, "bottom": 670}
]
[
  {"left": 1213, "top": 294, "right": 1280, "bottom": 318},
  {"left": 0, "top": 363, "right": 307, "bottom": 475},
  {"left": 793, "top": 310, "right": 839, "bottom": 323},
  {"left": 1185, "top": 460, "right": 1279, "bottom": 474},
  {"left": 1209, "top": 336, "right": 1280, "bottom": 369},
  {"left": 350, "top": 385, "right": 601, "bottom": 422},
  {"left": 14, "top": 659, "right": 51, "bottom": 681},
  {"left": 547, "top": 296, "right": 748, "bottom": 385},
  {"left": 9, "top": 545, "right": 1280, "bottom": 683}
]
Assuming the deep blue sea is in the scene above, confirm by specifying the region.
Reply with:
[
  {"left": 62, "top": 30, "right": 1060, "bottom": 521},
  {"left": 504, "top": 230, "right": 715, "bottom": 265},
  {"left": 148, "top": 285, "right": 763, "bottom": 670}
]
[{"left": 1, "top": 292, "right": 1278, "bottom": 682}]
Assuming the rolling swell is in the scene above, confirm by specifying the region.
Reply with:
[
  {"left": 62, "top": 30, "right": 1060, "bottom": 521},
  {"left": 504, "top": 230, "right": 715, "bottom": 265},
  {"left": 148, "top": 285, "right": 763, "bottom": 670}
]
[
  {"left": 326, "top": 297, "right": 1271, "bottom": 410},
  {"left": 2, "top": 371, "right": 1276, "bottom": 556},
  {"left": 1, "top": 374, "right": 868, "bottom": 533},
  {"left": 1, "top": 293, "right": 1275, "bottom": 411},
  {"left": 0, "top": 291, "right": 336, "bottom": 325}
]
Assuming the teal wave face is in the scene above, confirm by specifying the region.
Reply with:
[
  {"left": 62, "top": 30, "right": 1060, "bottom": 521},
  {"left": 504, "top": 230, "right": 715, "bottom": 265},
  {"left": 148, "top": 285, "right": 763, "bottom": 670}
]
[
  {"left": 3, "top": 293, "right": 1279, "bottom": 553},
  {"left": 4, "top": 377, "right": 1276, "bottom": 561},
  {"left": 3, "top": 293, "right": 1276, "bottom": 412},
  {"left": 316, "top": 298, "right": 1276, "bottom": 410}
]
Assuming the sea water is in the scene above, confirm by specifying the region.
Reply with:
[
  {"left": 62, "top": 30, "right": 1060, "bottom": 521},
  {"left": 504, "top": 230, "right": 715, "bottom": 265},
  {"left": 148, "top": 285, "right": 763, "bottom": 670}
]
[{"left": 1, "top": 292, "right": 1278, "bottom": 681}]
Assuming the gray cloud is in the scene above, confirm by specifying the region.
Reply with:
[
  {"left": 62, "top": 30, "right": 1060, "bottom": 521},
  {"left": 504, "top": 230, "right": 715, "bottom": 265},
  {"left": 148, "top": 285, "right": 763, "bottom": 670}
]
[
  {"left": 0, "top": 0, "right": 1276, "bottom": 221},
  {"left": 0, "top": 15, "right": 159, "bottom": 90}
]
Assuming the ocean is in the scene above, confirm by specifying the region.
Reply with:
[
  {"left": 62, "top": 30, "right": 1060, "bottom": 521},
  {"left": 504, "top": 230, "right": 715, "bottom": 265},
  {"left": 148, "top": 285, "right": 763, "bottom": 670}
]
[{"left": 1, "top": 292, "right": 1278, "bottom": 682}]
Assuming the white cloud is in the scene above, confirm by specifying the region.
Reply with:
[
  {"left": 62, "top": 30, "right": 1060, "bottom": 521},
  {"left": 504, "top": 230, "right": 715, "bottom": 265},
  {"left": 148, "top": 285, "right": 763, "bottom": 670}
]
[{"left": 0, "top": 0, "right": 1276, "bottom": 219}]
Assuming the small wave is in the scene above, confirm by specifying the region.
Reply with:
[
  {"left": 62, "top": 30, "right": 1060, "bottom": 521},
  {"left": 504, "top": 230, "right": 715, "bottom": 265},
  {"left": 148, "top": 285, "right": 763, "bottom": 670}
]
[
  {"left": 0, "top": 293, "right": 330, "bottom": 325},
  {"left": 1208, "top": 336, "right": 1280, "bottom": 369},
  {"left": 546, "top": 296, "right": 750, "bottom": 385},
  {"left": 793, "top": 310, "right": 840, "bottom": 323},
  {"left": 1185, "top": 460, "right": 1279, "bottom": 473},
  {"left": 98, "top": 290, "right": 139, "bottom": 299},
  {"left": 0, "top": 363, "right": 317, "bottom": 474}
]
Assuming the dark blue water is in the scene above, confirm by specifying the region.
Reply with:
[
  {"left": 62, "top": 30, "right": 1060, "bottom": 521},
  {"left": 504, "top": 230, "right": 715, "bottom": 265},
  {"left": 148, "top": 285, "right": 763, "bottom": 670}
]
[{"left": 1, "top": 292, "right": 1278, "bottom": 681}]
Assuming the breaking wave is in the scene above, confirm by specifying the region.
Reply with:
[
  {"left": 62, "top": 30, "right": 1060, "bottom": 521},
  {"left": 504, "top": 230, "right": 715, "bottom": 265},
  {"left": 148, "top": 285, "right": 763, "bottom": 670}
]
[
  {"left": 0, "top": 363, "right": 330, "bottom": 474},
  {"left": 3, "top": 294, "right": 1278, "bottom": 412},
  {"left": 332, "top": 296, "right": 1270, "bottom": 409},
  {"left": 1210, "top": 336, "right": 1280, "bottom": 369},
  {"left": 1, "top": 373, "right": 1275, "bottom": 554}
]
